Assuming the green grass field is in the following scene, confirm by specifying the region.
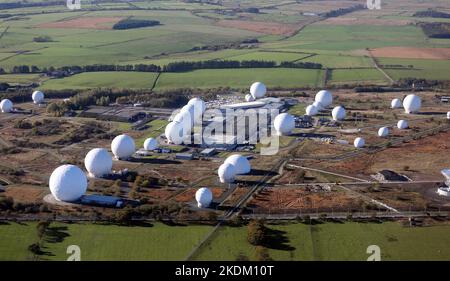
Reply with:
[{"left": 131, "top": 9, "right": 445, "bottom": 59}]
[
  {"left": 155, "top": 68, "right": 324, "bottom": 90},
  {"left": 2, "top": 221, "right": 450, "bottom": 261},
  {"left": 0, "top": 221, "right": 212, "bottom": 261},
  {"left": 41, "top": 72, "right": 159, "bottom": 90},
  {"left": 329, "top": 69, "right": 388, "bottom": 85},
  {"left": 378, "top": 58, "right": 450, "bottom": 81},
  {"left": 194, "top": 222, "right": 450, "bottom": 261}
]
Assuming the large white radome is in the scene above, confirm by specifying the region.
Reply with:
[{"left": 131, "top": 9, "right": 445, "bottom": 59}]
[
  {"left": 218, "top": 163, "right": 236, "bottom": 183},
  {"left": 391, "top": 98, "right": 402, "bottom": 109},
  {"left": 84, "top": 148, "right": 113, "bottom": 178},
  {"left": 195, "top": 187, "right": 213, "bottom": 208},
  {"left": 224, "top": 154, "right": 251, "bottom": 175},
  {"left": 315, "top": 90, "right": 333, "bottom": 108},
  {"left": 354, "top": 137, "right": 365, "bottom": 148},
  {"left": 165, "top": 121, "right": 184, "bottom": 145},
  {"left": 273, "top": 113, "right": 295, "bottom": 136},
  {"left": 403, "top": 94, "right": 421, "bottom": 114},
  {"left": 49, "top": 164, "right": 87, "bottom": 202},
  {"left": 0, "top": 99, "right": 13, "bottom": 113},
  {"left": 32, "top": 91, "right": 44, "bottom": 104},
  {"left": 397, "top": 120, "right": 409, "bottom": 130},
  {"left": 111, "top": 134, "right": 135, "bottom": 160},
  {"left": 378, "top": 127, "right": 389, "bottom": 137},
  {"left": 331, "top": 106, "right": 346, "bottom": 121},
  {"left": 143, "top": 138, "right": 158, "bottom": 150},
  {"left": 182, "top": 103, "right": 203, "bottom": 126},
  {"left": 250, "top": 82, "right": 267, "bottom": 99},
  {"left": 313, "top": 101, "right": 323, "bottom": 111},
  {"left": 305, "top": 105, "right": 318, "bottom": 116},
  {"left": 173, "top": 111, "right": 192, "bottom": 135},
  {"left": 245, "top": 94, "right": 255, "bottom": 102}
]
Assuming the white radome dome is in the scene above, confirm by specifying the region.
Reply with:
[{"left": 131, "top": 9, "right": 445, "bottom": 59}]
[
  {"left": 49, "top": 164, "right": 87, "bottom": 202},
  {"left": 175, "top": 110, "right": 194, "bottom": 134},
  {"left": 391, "top": 98, "right": 402, "bottom": 109},
  {"left": 84, "top": 148, "right": 112, "bottom": 178},
  {"left": 397, "top": 120, "right": 409, "bottom": 130},
  {"left": 313, "top": 101, "right": 323, "bottom": 111},
  {"left": 165, "top": 121, "right": 184, "bottom": 145},
  {"left": 315, "top": 90, "right": 333, "bottom": 108},
  {"left": 403, "top": 94, "right": 421, "bottom": 114},
  {"left": 180, "top": 104, "right": 197, "bottom": 125},
  {"left": 195, "top": 187, "right": 213, "bottom": 208},
  {"left": 331, "top": 106, "right": 346, "bottom": 121},
  {"left": 354, "top": 137, "right": 365, "bottom": 148},
  {"left": 218, "top": 163, "right": 236, "bottom": 183},
  {"left": 111, "top": 134, "right": 135, "bottom": 160},
  {"left": 143, "top": 137, "right": 158, "bottom": 150},
  {"left": 378, "top": 127, "right": 389, "bottom": 137},
  {"left": 274, "top": 113, "right": 295, "bottom": 136},
  {"left": 245, "top": 94, "right": 255, "bottom": 102},
  {"left": 32, "top": 91, "right": 44, "bottom": 104},
  {"left": 250, "top": 82, "right": 266, "bottom": 99},
  {"left": 183, "top": 102, "right": 204, "bottom": 125},
  {"left": 305, "top": 105, "right": 318, "bottom": 116},
  {"left": 187, "top": 97, "right": 206, "bottom": 114},
  {"left": 0, "top": 99, "right": 13, "bottom": 113},
  {"left": 224, "top": 154, "right": 251, "bottom": 175}
]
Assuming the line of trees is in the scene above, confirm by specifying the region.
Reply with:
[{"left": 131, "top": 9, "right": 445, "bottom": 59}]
[
  {"left": 3, "top": 60, "right": 323, "bottom": 75},
  {"left": 322, "top": 4, "right": 365, "bottom": 18},
  {"left": 419, "top": 22, "right": 450, "bottom": 39},
  {"left": 113, "top": 18, "right": 160, "bottom": 30},
  {"left": 414, "top": 10, "right": 450, "bottom": 19}
]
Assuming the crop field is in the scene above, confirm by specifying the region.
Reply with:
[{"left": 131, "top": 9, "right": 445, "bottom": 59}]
[
  {"left": 378, "top": 58, "right": 450, "bottom": 81},
  {"left": 41, "top": 72, "right": 159, "bottom": 90},
  {"left": 329, "top": 69, "right": 388, "bottom": 85},
  {"left": 0, "top": 9, "right": 259, "bottom": 70},
  {"left": 155, "top": 68, "right": 324, "bottom": 90},
  {"left": 2, "top": 221, "right": 450, "bottom": 261}
]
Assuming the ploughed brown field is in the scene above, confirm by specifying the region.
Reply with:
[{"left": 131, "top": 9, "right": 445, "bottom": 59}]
[
  {"left": 370, "top": 47, "right": 450, "bottom": 60},
  {"left": 317, "top": 17, "right": 412, "bottom": 26},
  {"left": 37, "top": 17, "right": 124, "bottom": 30},
  {"left": 216, "top": 19, "right": 299, "bottom": 36}
]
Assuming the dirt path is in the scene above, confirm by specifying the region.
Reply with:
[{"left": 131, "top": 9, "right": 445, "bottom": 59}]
[{"left": 368, "top": 49, "right": 395, "bottom": 84}]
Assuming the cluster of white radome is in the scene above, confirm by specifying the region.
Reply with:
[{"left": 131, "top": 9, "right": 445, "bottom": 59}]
[
  {"left": 194, "top": 154, "right": 253, "bottom": 208},
  {"left": 1, "top": 90, "right": 46, "bottom": 113},
  {"left": 353, "top": 94, "right": 424, "bottom": 149},
  {"left": 165, "top": 97, "right": 206, "bottom": 145},
  {"left": 305, "top": 90, "right": 333, "bottom": 117},
  {"left": 217, "top": 154, "right": 251, "bottom": 184}
]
